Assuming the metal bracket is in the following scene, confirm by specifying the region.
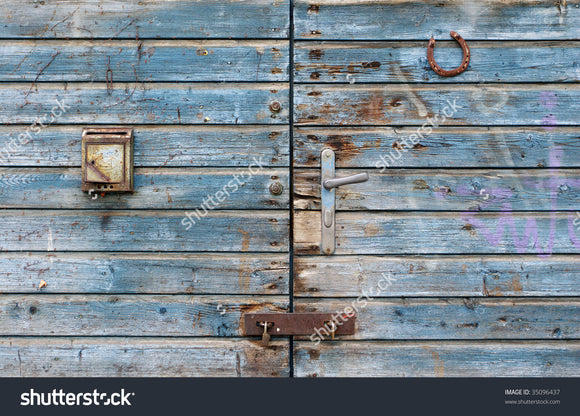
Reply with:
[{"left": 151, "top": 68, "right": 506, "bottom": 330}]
[
  {"left": 243, "top": 313, "right": 356, "bottom": 337},
  {"left": 321, "top": 149, "right": 369, "bottom": 255}
]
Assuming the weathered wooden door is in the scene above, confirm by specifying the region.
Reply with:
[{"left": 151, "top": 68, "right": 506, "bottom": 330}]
[
  {"left": 1, "top": 0, "right": 579, "bottom": 378},
  {"left": 0, "top": 0, "right": 292, "bottom": 377},
  {"left": 291, "top": 0, "right": 580, "bottom": 377}
]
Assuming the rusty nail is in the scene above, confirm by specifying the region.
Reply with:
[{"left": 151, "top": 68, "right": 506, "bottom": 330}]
[
  {"left": 269, "top": 182, "right": 283, "bottom": 195},
  {"left": 269, "top": 101, "right": 282, "bottom": 113}
]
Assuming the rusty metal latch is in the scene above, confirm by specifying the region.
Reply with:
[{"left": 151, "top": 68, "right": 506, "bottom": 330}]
[
  {"left": 321, "top": 149, "right": 369, "bottom": 255},
  {"left": 81, "top": 128, "right": 134, "bottom": 193},
  {"left": 243, "top": 313, "right": 356, "bottom": 346},
  {"left": 427, "top": 31, "right": 470, "bottom": 77}
]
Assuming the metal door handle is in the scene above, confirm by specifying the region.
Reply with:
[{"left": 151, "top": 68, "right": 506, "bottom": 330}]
[
  {"left": 323, "top": 172, "right": 369, "bottom": 190},
  {"left": 320, "top": 149, "right": 369, "bottom": 255}
]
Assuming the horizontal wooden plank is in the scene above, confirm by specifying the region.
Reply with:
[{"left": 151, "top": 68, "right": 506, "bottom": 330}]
[
  {"left": 295, "top": 341, "right": 580, "bottom": 377},
  {"left": 0, "top": 168, "right": 289, "bottom": 209},
  {"left": 0, "top": 211, "right": 288, "bottom": 252},
  {"left": 0, "top": 295, "right": 288, "bottom": 336},
  {"left": 295, "top": 211, "right": 580, "bottom": 255},
  {"left": 295, "top": 41, "right": 580, "bottom": 83},
  {"left": 0, "top": 0, "right": 289, "bottom": 39},
  {"left": 295, "top": 255, "right": 580, "bottom": 297},
  {"left": 294, "top": 0, "right": 580, "bottom": 40},
  {"left": 0, "top": 126, "right": 289, "bottom": 167},
  {"left": 0, "top": 338, "right": 289, "bottom": 377},
  {"left": 295, "top": 298, "right": 580, "bottom": 340},
  {"left": 294, "top": 84, "right": 579, "bottom": 126},
  {"left": 0, "top": 40, "right": 288, "bottom": 82},
  {"left": 294, "top": 127, "right": 580, "bottom": 168},
  {"left": 0, "top": 83, "right": 288, "bottom": 125},
  {"left": 0, "top": 253, "right": 288, "bottom": 294},
  {"left": 294, "top": 169, "right": 580, "bottom": 211}
]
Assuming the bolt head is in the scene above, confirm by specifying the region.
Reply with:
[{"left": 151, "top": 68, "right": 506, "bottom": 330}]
[
  {"left": 269, "top": 101, "right": 282, "bottom": 112},
  {"left": 269, "top": 182, "right": 283, "bottom": 195}
]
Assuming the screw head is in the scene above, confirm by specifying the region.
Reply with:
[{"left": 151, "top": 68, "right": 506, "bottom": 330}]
[
  {"left": 269, "top": 101, "right": 282, "bottom": 113},
  {"left": 269, "top": 182, "right": 283, "bottom": 196}
]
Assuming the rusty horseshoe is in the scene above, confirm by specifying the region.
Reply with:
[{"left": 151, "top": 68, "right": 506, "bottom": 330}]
[{"left": 427, "top": 31, "right": 470, "bottom": 77}]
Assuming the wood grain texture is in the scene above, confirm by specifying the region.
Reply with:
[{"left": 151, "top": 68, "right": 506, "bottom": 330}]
[
  {"left": 294, "top": 84, "right": 579, "bottom": 125},
  {"left": 0, "top": 0, "right": 290, "bottom": 39},
  {"left": 0, "top": 40, "right": 288, "bottom": 82},
  {"left": 0, "top": 211, "right": 288, "bottom": 252},
  {"left": 0, "top": 168, "right": 289, "bottom": 209},
  {"left": 0, "top": 295, "right": 288, "bottom": 336},
  {"left": 294, "top": 169, "right": 580, "bottom": 211},
  {"left": 0, "top": 338, "right": 289, "bottom": 377},
  {"left": 0, "top": 83, "right": 288, "bottom": 125},
  {"left": 0, "top": 253, "right": 289, "bottom": 295},
  {"left": 294, "top": 127, "right": 580, "bottom": 168},
  {"left": 294, "top": 341, "right": 580, "bottom": 377},
  {"left": 0, "top": 126, "right": 289, "bottom": 167},
  {"left": 295, "top": 41, "right": 580, "bottom": 83},
  {"left": 294, "top": 0, "right": 580, "bottom": 40},
  {"left": 295, "top": 211, "right": 580, "bottom": 255},
  {"left": 295, "top": 298, "right": 580, "bottom": 340},
  {"left": 294, "top": 255, "right": 580, "bottom": 297}
]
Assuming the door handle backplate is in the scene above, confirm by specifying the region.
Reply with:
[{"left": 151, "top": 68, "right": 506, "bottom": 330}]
[{"left": 321, "top": 149, "right": 369, "bottom": 255}]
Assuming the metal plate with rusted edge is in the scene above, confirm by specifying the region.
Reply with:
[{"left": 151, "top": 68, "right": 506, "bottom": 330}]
[
  {"left": 243, "top": 313, "right": 355, "bottom": 336},
  {"left": 81, "top": 128, "right": 134, "bottom": 192}
]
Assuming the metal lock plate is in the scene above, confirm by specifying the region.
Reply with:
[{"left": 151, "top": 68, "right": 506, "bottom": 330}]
[
  {"left": 243, "top": 313, "right": 356, "bottom": 337},
  {"left": 81, "top": 128, "right": 134, "bottom": 192}
]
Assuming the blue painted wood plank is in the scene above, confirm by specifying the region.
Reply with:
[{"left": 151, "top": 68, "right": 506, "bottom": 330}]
[
  {"left": 0, "top": 126, "right": 289, "bottom": 167},
  {"left": 0, "top": 40, "right": 288, "bottom": 82},
  {"left": 0, "top": 168, "right": 289, "bottom": 209},
  {"left": 294, "top": 84, "right": 580, "bottom": 126},
  {"left": 294, "top": 0, "right": 580, "bottom": 40},
  {"left": 295, "top": 169, "right": 580, "bottom": 211},
  {"left": 0, "top": 211, "right": 288, "bottom": 252},
  {"left": 295, "top": 341, "right": 580, "bottom": 377},
  {"left": 294, "top": 255, "right": 580, "bottom": 297},
  {"left": 295, "top": 41, "right": 580, "bottom": 83},
  {"left": 0, "top": 253, "right": 289, "bottom": 294},
  {"left": 0, "top": 338, "right": 290, "bottom": 377},
  {"left": 0, "top": 0, "right": 290, "bottom": 39},
  {"left": 0, "top": 295, "right": 288, "bottom": 336},
  {"left": 295, "top": 298, "right": 580, "bottom": 339},
  {"left": 0, "top": 83, "right": 289, "bottom": 125},
  {"left": 294, "top": 127, "right": 580, "bottom": 168},
  {"left": 295, "top": 211, "right": 580, "bottom": 255}
]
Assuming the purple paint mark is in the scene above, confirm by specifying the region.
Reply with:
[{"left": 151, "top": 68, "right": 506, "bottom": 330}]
[
  {"left": 540, "top": 91, "right": 557, "bottom": 109},
  {"left": 459, "top": 146, "right": 580, "bottom": 257},
  {"left": 461, "top": 211, "right": 555, "bottom": 258},
  {"left": 434, "top": 187, "right": 452, "bottom": 199},
  {"left": 540, "top": 91, "right": 558, "bottom": 130},
  {"left": 542, "top": 114, "right": 558, "bottom": 130}
]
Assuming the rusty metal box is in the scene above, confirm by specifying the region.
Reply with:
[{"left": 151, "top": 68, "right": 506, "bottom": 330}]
[{"left": 81, "top": 128, "right": 134, "bottom": 192}]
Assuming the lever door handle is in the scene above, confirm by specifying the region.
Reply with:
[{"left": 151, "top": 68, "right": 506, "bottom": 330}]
[
  {"left": 320, "top": 149, "right": 369, "bottom": 255},
  {"left": 323, "top": 172, "right": 369, "bottom": 190}
]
